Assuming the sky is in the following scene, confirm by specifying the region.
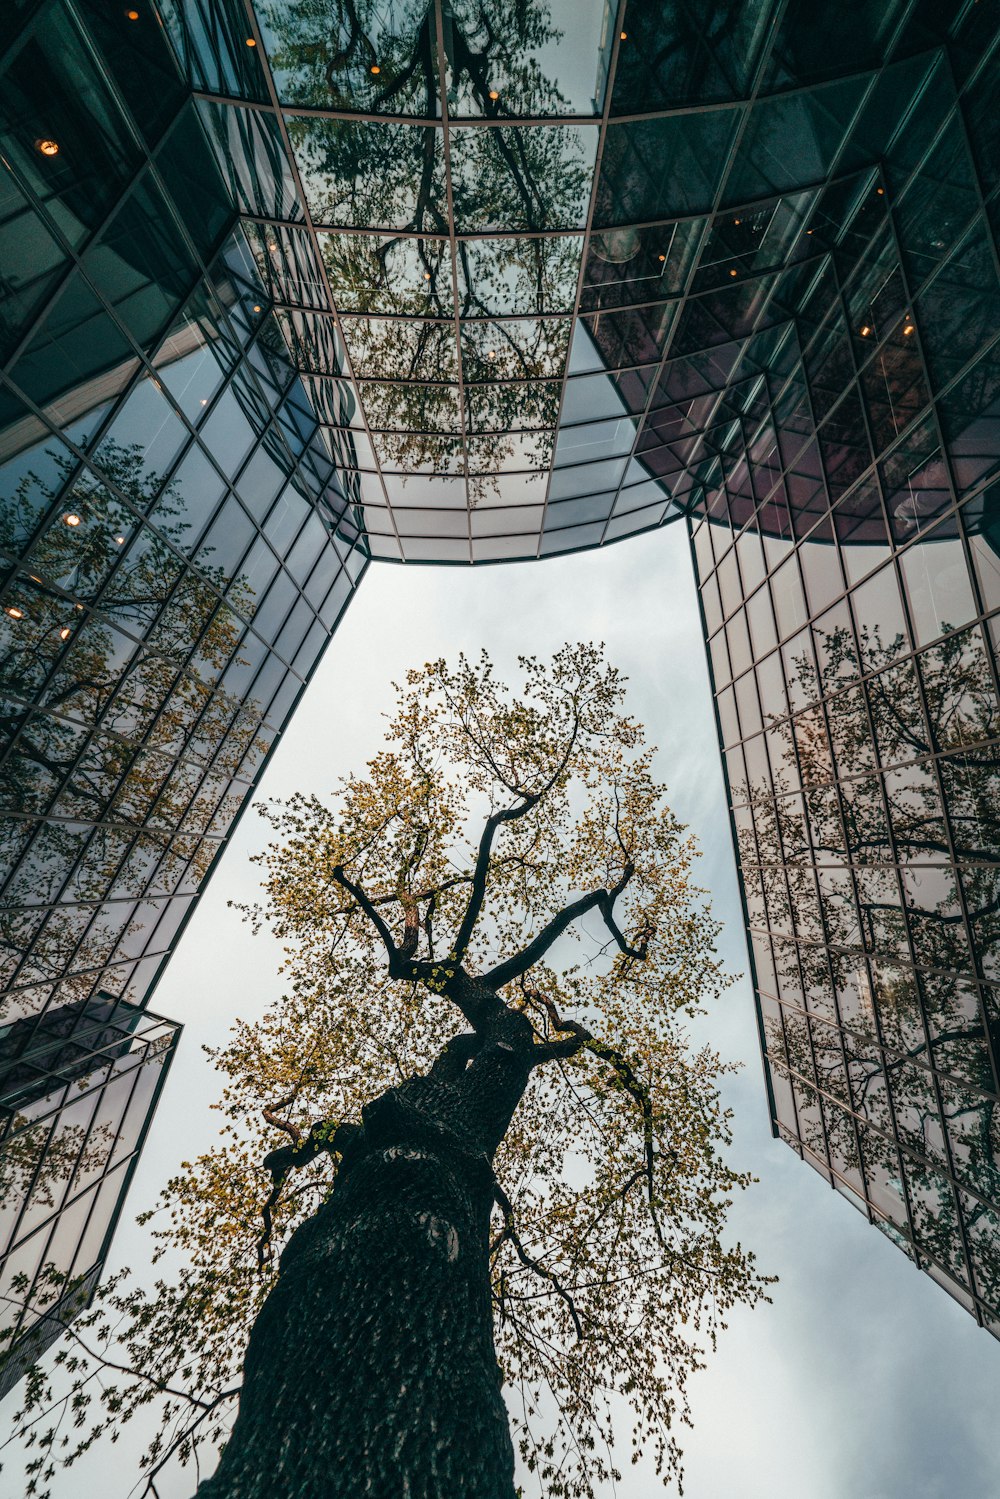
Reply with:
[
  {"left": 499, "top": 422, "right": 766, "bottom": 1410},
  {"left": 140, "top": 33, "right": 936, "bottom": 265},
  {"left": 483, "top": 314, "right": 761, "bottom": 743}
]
[{"left": 16, "top": 521, "right": 1000, "bottom": 1498}]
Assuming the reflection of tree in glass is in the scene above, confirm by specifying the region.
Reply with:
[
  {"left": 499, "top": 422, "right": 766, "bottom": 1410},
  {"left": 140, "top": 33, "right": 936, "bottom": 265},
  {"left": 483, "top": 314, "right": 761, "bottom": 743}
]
[
  {"left": 2, "top": 647, "right": 768, "bottom": 1499},
  {"left": 738, "top": 613, "right": 1000, "bottom": 1310},
  {"left": 265, "top": 0, "right": 591, "bottom": 478},
  {"left": 0, "top": 1115, "right": 115, "bottom": 1220},
  {"left": 0, "top": 442, "right": 269, "bottom": 991}
]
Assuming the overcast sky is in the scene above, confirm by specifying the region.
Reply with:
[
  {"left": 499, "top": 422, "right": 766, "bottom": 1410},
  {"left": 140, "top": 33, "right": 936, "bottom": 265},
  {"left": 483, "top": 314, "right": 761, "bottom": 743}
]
[{"left": 20, "top": 522, "right": 1000, "bottom": 1498}]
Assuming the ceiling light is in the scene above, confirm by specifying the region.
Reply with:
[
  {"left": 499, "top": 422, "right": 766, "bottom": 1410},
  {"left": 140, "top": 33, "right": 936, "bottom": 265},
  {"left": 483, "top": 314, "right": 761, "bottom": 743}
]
[
  {"left": 125, "top": 7, "right": 139, "bottom": 17},
  {"left": 658, "top": 253, "right": 666, "bottom": 262},
  {"left": 35, "top": 138, "right": 59, "bottom": 157},
  {"left": 487, "top": 350, "right": 496, "bottom": 360},
  {"left": 876, "top": 186, "right": 884, "bottom": 195},
  {"left": 252, "top": 303, "right": 261, "bottom": 312},
  {"left": 423, "top": 271, "right": 431, "bottom": 280},
  {"left": 806, "top": 228, "right": 814, "bottom": 235},
  {"left": 489, "top": 89, "right": 499, "bottom": 100},
  {"left": 5, "top": 605, "right": 25, "bottom": 620},
  {"left": 620, "top": 31, "right": 627, "bottom": 40},
  {"left": 734, "top": 217, "right": 741, "bottom": 226},
  {"left": 903, "top": 320, "right": 915, "bottom": 336},
  {"left": 729, "top": 268, "right": 738, "bottom": 277},
  {"left": 860, "top": 324, "right": 872, "bottom": 337},
  {"left": 115, "top": 534, "right": 125, "bottom": 545},
  {"left": 245, "top": 36, "right": 256, "bottom": 46},
  {"left": 63, "top": 512, "right": 82, "bottom": 527},
  {"left": 370, "top": 64, "right": 381, "bottom": 74},
  {"left": 59, "top": 626, "right": 72, "bottom": 641}
]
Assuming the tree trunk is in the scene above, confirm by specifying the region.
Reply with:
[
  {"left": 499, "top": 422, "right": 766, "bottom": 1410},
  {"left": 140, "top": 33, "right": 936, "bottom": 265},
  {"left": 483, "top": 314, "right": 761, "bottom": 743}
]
[{"left": 197, "top": 1046, "right": 529, "bottom": 1499}]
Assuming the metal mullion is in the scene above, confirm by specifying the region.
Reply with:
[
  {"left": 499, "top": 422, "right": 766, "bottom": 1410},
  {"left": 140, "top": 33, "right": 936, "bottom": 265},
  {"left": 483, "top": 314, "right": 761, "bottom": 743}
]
[
  {"left": 593, "top": 0, "right": 799, "bottom": 549},
  {"left": 191, "top": 57, "right": 949, "bottom": 129},
  {"left": 884, "top": 678, "right": 992, "bottom": 1310},
  {"left": 880, "top": 197, "right": 986, "bottom": 1007},
  {"left": 439, "top": 0, "right": 496, "bottom": 561},
  {"left": 884, "top": 209, "right": 1000, "bottom": 744},
  {"left": 687, "top": 517, "right": 782, "bottom": 1134},
  {"left": 242, "top": 211, "right": 590, "bottom": 242},
  {"left": 537, "top": 0, "right": 634, "bottom": 555},
  {"left": 0, "top": 1123, "right": 68, "bottom": 1287},
  {"left": 336, "top": 306, "right": 575, "bottom": 325},
  {"left": 0, "top": 144, "right": 171, "bottom": 381},
  {"left": 240, "top": 1, "right": 400, "bottom": 560},
  {"left": 821, "top": 566, "right": 920, "bottom": 1236},
  {"left": 86, "top": 1008, "right": 180, "bottom": 1284},
  {"left": 1, "top": 11, "right": 215, "bottom": 377},
  {"left": 768, "top": 667, "right": 854, "bottom": 1186},
  {"left": 192, "top": 85, "right": 602, "bottom": 128},
  {"left": 758, "top": 533, "right": 845, "bottom": 1163},
  {"left": 891, "top": 63, "right": 1000, "bottom": 705}
]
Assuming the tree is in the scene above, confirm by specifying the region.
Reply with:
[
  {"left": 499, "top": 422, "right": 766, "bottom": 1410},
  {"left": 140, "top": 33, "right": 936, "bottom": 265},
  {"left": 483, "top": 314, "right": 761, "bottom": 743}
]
[{"left": 3, "top": 644, "right": 767, "bottom": 1499}]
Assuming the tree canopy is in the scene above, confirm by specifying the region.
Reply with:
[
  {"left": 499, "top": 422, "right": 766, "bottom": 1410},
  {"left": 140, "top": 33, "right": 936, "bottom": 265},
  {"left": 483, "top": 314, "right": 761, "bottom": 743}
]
[{"left": 3, "top": 643, "right": 768, "bottom": 1499}]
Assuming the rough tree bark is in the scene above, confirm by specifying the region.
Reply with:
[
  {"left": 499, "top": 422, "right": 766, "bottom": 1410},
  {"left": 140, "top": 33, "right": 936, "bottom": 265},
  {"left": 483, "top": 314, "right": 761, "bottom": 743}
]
[{"left": 197, "top": 1001, "right": 535, "bottom": 1499}]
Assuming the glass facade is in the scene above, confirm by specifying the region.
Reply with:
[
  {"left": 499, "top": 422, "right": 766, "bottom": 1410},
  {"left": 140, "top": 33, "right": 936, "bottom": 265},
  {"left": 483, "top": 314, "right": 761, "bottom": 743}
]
[
  {"left": 0, "top": 0, "right": 365, "bottom": 1383},
  {"left": 2, "top": 0, "right": 1000, "bottom": 1386},
  {"left": 0, "top": 999, "right": 178, "bottom": 1396},
  {"left": 677, "top": 10, "right": 1000, "bottom": 1329}
]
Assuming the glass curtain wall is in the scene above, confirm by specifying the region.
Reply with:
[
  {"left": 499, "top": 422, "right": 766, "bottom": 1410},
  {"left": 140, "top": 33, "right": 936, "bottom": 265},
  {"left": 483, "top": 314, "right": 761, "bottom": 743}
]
[
  {"left": 683, "top": 8, "right": 1000, "bottom": 1329},
  {"left": 0, "top": 0, "right": 366, "bottom": 1382}
]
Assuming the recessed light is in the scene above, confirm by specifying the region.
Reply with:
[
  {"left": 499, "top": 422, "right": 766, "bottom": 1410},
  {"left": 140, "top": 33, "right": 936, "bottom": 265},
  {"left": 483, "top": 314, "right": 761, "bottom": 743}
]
[
  {"left": 371, "top": 64, "right": 381, "bottom": 74},
  {"left": 729, "top": 268, "right": 737, "bottom": 277},
  {"left": 489, "top": 89, "right": 499, "bottom": 99},
  {"left": 903, "top": 321, "right": 915, "bottom": 336},
  {"left": 658, "top": 253, "right": 665, "bottom": 262},
  {"left": 620, "top": 31, "right": 627, "bottom": 40},
  {"left": 35, "top": 138, "right": 59, "bottom": 157},
  {"left": 245, "top": 36, "right": 256, "bottom": 47},
  {"left": 734, "top": 217, "right": 741, "bottom": 225},
  {"left": 253, "top": 304, "right": 261, "bottom": 312},
  {"left": 125, "top": 7, "right": 139, "bottom": 18},
  {"left": 860, "top": 324, "right": 872, "bottom": 337},
  {"left": 59, "top": 626, "right": 72, "bottom": 641},
  {"left": 876, "top": 186, "right": 884, "bottom": 195},
  {"left": 5, "top": 605, "right": 25, "bottom": 620},
  {"left": 424, "top": 271, "right": 431, "bottom": 280},
  {"left": 63, "top": 512, "right": 82, "bottom": 527},
  {"left": 114, "top": 534, "right": 125, "bottom": 545}
]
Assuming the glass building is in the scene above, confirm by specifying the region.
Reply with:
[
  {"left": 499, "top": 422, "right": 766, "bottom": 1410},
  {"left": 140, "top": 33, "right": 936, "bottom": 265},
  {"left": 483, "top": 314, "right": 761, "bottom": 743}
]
[{"left": 2, "top": 0, "right": 999, "bottom": 1383}]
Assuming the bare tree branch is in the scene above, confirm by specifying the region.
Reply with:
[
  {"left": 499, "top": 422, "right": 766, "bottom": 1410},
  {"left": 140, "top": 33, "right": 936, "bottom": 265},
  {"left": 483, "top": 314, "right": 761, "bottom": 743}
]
[
  {"left": 491, "top": 1182, "right": 584, "bottom": 1342},
  {"left": 485, "top": 861, "right": 643, "bottom": 991}
]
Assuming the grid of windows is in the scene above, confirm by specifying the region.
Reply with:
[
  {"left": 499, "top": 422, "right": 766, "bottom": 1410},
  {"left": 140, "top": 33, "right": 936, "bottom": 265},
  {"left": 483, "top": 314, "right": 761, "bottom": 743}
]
[
  {"left": 683, "top": 9, "right": 1000, "bottom": 1329},
  {"left": 3, "top": 0, "right": 1000, "bottom": 1388},
  {"left": 0, "top": 1000, "right": 178, "bottom": 1394},
  {"left": 157, "top": 0, "right": 997, "bottom": 561},
  {"left": 0, "top": 0, "right": 366, "bottom": 1374}
]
